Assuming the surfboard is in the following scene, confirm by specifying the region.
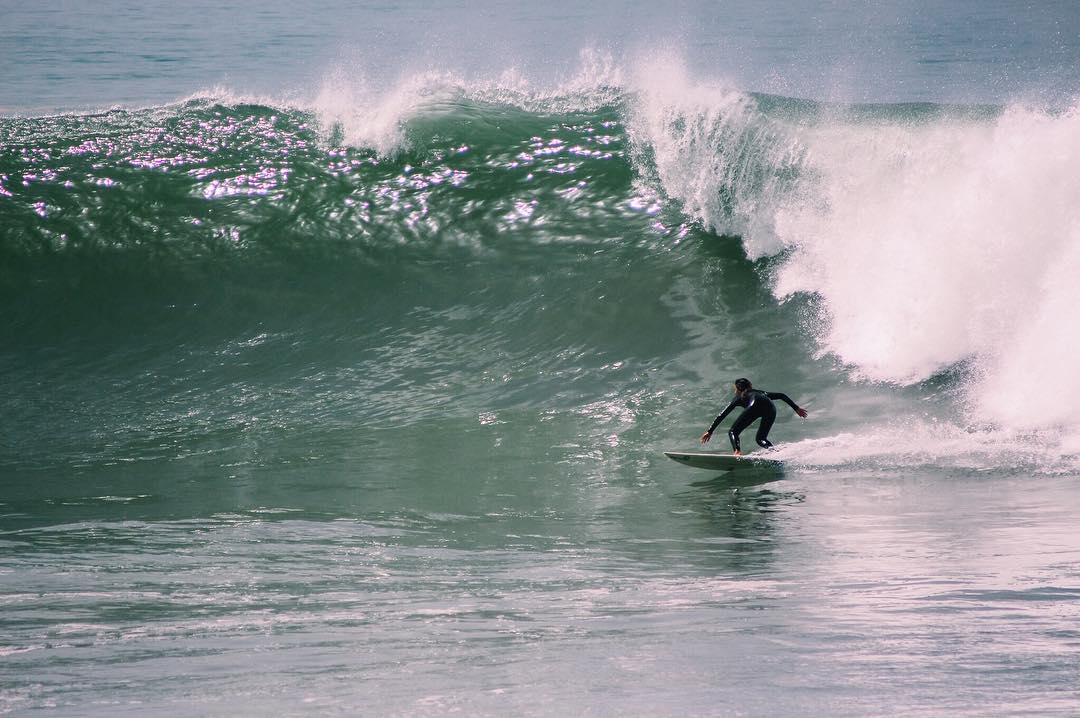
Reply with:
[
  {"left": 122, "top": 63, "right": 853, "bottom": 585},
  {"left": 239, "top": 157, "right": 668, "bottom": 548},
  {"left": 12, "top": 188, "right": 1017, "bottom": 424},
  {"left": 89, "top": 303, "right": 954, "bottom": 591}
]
[{"left": 664, "top": 451, "right": 783, "bottom": 471}]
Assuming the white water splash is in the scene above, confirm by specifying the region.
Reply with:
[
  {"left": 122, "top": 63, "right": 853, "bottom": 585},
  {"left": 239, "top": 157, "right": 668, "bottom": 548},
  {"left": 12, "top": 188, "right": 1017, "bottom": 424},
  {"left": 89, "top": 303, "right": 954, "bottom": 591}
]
[{"left": 628, "top": 59, "right": 1080, "bottom": 446}]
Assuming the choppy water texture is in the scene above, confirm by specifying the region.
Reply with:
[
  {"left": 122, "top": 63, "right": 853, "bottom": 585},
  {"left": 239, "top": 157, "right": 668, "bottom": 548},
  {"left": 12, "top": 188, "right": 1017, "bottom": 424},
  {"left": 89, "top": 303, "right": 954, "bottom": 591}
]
[{"left": 3, "top": 2, "right": 1080, "bottom": 716}]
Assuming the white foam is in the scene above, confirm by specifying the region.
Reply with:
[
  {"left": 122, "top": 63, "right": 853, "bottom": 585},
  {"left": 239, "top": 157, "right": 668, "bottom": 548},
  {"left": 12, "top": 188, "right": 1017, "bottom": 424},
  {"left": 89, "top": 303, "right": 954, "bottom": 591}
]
[
  {"left": 627, "top": 61, "right": 1080, "bottom": 445},
  {"left": 972, "top": 219, "right": 1080, "bottom": 429},
  {"left": 623, "top": 51, "right": 796, "bottom": 257},
  {"left": 310, "top": 66, "right": 456, "bottom": 155},
  {"left": 308, "top": 48, "right": 624, "bottom": 155},
  {"left": 773, "top": 104, "right": 1080, "bottom": 388},
  {"left": 777, "top": 103, "right": 1080, "bottom": 445},
  {"left": 770, "top": 421, "right": 1080, "bottom": 475}
]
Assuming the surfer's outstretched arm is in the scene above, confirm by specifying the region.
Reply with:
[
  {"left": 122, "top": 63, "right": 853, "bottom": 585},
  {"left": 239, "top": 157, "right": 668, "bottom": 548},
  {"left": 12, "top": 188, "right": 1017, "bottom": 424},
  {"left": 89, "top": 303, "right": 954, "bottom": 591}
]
[
  {"left": 767, "top": 392, "right": 808, "bottom": 418},
  {"left": 700, "top": 399, "right": 738, "bottom": 443}
]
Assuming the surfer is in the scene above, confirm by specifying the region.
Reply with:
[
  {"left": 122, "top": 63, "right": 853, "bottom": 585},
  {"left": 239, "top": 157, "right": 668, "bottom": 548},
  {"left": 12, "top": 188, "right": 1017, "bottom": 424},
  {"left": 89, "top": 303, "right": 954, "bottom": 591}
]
[{"left": 700, "top": 378, "right": 807, "bottom": 455}]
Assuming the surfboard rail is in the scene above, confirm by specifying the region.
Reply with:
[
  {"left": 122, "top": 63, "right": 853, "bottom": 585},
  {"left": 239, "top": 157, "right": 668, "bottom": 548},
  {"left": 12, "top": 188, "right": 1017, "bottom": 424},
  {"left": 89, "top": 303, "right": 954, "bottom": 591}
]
[{"left": 664, "top": 450, "right": 783, "bottom": 471}]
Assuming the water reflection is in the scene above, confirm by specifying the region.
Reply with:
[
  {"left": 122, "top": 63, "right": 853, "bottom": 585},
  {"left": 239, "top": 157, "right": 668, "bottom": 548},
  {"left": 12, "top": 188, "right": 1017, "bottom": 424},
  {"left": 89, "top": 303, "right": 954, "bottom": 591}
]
[
  {"left": 616, "top": 466, "right": 801, "bottom": 579},
  {"left": 688, "top": 464, "right": 786, "bottom": 490}
]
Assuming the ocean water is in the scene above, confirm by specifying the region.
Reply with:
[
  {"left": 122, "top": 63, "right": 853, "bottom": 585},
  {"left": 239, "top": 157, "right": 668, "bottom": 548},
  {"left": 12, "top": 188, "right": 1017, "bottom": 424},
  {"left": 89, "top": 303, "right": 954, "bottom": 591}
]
[{"left": 4, "top": 2, "right": 1080, "bottom": 715}]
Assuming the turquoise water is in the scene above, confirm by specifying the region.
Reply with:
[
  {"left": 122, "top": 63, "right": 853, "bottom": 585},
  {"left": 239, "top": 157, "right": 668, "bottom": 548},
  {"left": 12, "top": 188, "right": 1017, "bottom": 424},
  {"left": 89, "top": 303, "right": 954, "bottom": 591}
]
[{"left": 4, "top": 2, "right": 1080, "bottom": 715}]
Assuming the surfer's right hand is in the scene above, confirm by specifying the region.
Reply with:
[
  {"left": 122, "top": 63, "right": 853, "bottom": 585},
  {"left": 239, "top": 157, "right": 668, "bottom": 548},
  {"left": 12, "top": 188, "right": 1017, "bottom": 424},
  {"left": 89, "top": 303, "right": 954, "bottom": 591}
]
[{"left": 700, "top": 431, "right": 712, "bottom": 444}]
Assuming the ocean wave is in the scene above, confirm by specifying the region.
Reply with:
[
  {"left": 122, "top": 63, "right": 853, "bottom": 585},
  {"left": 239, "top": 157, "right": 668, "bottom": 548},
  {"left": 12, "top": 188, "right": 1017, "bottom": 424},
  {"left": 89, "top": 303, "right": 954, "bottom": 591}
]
[
  {"left": 615, "top": 59, "right": 1080, "bottom": 439},
  {"left": 4, "top": 61, "right": 1080, "bottom": 451}
]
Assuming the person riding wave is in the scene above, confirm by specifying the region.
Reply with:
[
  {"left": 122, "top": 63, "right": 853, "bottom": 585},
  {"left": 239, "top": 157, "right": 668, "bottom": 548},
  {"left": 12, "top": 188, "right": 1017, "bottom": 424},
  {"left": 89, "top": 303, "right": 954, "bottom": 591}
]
[{"left": 700, "top": 378, "right": 808, "bottom": 455}]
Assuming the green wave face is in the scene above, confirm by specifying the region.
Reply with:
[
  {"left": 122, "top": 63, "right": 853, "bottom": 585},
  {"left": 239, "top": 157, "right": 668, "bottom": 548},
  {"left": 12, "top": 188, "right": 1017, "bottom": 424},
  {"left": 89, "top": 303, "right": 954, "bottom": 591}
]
[
  {"left": 4, "top": 92, "right": 1077, "bottom": 477},
  {"left": 2, "top": 97, "right": 808, "bottom": 474}
]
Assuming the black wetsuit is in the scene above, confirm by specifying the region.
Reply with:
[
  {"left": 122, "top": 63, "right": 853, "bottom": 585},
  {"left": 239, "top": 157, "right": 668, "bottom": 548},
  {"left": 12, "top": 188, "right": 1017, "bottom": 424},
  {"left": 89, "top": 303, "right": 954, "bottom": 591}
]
[{"left": 707, "top": 390, "right": 802, "bottom": 453}]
